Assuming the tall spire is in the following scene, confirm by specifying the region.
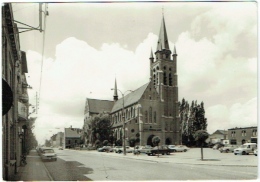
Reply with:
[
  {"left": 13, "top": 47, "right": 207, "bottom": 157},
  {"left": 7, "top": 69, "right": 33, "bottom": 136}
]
[
  {"left": 113, "top": 78, "right": 118, "bottom": 101},
  {"left": 173, "top": 45, "right": 177, "bottom": 56},
  {"left": 156, "top": 16, "right": 170, "bottom": 51},
  {"left": 150, "top": 48, "right": 154, "bottom": 59}
]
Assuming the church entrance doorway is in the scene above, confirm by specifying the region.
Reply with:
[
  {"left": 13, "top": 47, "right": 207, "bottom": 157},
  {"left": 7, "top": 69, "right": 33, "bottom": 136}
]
[{"left": 147, "top": 135, "right": 155, "bottom": 147}]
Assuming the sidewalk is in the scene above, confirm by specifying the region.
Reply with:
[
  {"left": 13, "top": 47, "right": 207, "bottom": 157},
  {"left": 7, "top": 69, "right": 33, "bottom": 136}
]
[{"left": 13, "top": 150, "right": 53, "bottom": 181}]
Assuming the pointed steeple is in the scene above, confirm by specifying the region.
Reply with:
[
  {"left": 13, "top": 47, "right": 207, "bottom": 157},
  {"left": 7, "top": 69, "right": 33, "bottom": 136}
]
[
  {"left": 150, "top": 48, "right": 154, "bottom": 59},
  {"left": 113, "top": 78, "right": 118, "bottom": 101},
  {"left": 173, "top": 45, "right": 177, "bottom": 56},
  {"left": 156, "top": 16, "right": 170, "bottom": 51}
]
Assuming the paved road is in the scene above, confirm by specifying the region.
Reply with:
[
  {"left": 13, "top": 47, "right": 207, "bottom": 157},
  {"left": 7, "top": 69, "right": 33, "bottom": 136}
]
[{"left": 41, "top": 148, "right": 258, "bottom": 181}]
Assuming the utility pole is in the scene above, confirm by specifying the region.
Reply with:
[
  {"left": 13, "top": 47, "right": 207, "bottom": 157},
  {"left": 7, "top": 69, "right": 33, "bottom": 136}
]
[{"left": 111, "top": 88, "right": 133, "bottom": 156}]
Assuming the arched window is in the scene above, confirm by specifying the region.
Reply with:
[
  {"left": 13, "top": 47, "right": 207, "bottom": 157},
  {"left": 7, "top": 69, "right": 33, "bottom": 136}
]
[
  {"left": 145, "top": 111, "right": 148, "bottom": 123},
  {"left": 154, "top": 111, "right": 156, "bottom": 123},
  {"left": 149, "top": 107, "right": 152, "bottom": 123},
  {"left": 169, "top": 73, "right": 172, "bottom": 86},
  {"left": 163, "top": 72, "right": 167, "bottom": 85}
]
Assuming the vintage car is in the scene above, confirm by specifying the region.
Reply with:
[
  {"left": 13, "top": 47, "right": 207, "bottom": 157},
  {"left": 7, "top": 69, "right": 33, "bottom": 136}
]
[
  {"left": 40, "top": 147, "right": 57, "bottom": 161},
  {"left": 234, "top": 143, "right": 257, "bottom": 155},
  {"left": 168, "top": 145, "right": 190, "bottom": 152},
  {"left": 116, "top": 146, "right": 134, "bottom": 153},
  {"left": 145, "top": 146, "right": 171, "bottom": 156},
  {"left": 133, "top": 145, "right": 152, "bottom": 154},
  {"left": 97, "top": 146, "right": 113, "bottom": 152},
  {"left": 219, "top": 145, "right": 238, "bottom": 153}
]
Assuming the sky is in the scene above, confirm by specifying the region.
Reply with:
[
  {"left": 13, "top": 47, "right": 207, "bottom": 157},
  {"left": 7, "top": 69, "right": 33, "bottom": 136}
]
[{"left": 10, "top": 1, "right": 258, "bottom": 145}]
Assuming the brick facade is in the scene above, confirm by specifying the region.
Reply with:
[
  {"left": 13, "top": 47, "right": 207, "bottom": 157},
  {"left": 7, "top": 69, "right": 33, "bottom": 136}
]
[{"left": 228, "top": 127, "right": 257, "bottom": 145}]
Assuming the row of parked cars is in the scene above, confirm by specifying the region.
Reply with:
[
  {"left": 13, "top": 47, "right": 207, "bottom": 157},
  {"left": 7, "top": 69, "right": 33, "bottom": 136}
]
[
  {"left": 97, "top": 145, "right": 190, "bottom": 156},
  {"left": 36, "top": 146, "right": 57, "bottom": 161},
  {"left": 215, "top": 143, "right": 257, "bottom": 156}
]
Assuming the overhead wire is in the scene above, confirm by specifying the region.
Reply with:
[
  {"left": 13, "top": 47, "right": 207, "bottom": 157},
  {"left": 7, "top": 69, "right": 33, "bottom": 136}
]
[{"left": 38, "top": 3, "right": 48, "bottom": 110}]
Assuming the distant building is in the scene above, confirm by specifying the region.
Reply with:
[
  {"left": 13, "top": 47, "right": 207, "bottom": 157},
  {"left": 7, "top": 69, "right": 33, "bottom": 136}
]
[
  {"left": 84, "top": 15, "right": 181, "bottom": 146},
  {"left": 56, "top": 132, "right": 64, "bottom": 147},
  {"left": 228, "top": 126, "right": 257, "bottom": 145},
  {"left": 64, "top": 127, "right": 82, "bottom": 148},
  {"left": 206, "top": 130, "right": 228, "bottom": 144}
]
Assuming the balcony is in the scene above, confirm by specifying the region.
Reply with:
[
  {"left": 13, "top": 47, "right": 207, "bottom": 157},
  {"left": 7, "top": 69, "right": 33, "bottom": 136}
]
[
  {"left": 18, "top": 102, "right": 28, "bottom": 121},
  {"left": 19, "top": 93, "right": 29, "bottom": 103}
]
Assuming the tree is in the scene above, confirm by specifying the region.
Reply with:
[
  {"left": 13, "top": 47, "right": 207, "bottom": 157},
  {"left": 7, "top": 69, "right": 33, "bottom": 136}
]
[
  {"left": 152, "top": 136, "right": 161, "bottom": 157},
  {"left": 193, "top": 102, "right": 207, "bottom": 131},
  {"left": 194, "top": 130, "right": 209, "bottom": 160},
  {"left": 88, "top": 112, "right": 114, "bottom": 146},
  {"left": 95, "top": 140, "right": 101, "bottom": 149},
  {"left": 103, "top": 140, "right": 108, "bottom": 146},
  {"left": 179, "top": 98, "right": 190, "bottom": 145},
  {"left": 45, "top": 139, "right": 51, "bottom": 147},
  {"left": 26, "top": 117, "right": 38, "bottom": 154},
  {"left": 179, "top": 99, "right": 208, "bottom": 147},
  {"left": 115, "top": 139, "right": 122, "bottom": 146},
  {"left": 128, "top": 137, "right": 136, "bottom": 147}
]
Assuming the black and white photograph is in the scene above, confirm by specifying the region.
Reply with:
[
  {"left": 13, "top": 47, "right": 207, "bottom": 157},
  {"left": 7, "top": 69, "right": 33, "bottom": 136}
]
[{"left": 1, "top": 0, "right": 258, "bottom": 181}]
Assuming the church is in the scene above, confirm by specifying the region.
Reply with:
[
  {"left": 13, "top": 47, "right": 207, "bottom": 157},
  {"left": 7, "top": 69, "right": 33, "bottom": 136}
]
[{"left": 84, "top": 15, "right": 181, "bottom": 146}]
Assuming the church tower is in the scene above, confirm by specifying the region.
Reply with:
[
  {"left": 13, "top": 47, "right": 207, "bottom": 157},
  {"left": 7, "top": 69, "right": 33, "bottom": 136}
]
[{"left": 150, "top": 15, "right": 180, "bottom": 144}]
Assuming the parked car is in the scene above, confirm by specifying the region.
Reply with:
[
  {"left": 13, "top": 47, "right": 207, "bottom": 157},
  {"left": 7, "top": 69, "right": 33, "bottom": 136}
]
[
  {"left": 168, "top": 145, "right": 190, "bottom": 152},
  {"left": 58, "top": 146, "right": 63, "bottom": 150},
  {"left": 212, "top": 143, "right": 224, "bottom": 150},
  {"left": 220, "top": 145, "right": 238, "bottom": 153},
  {"left": 167, "top": 145, "right": 176, "bottom": 149},
  {"left": 133, "top": 145, "right": 152, "bottom": 154},
  {"left": 234, "top": 143, "right": 257, "bottom": 155},
  {"left": 116, "top": 146, "right": 134, "bottom": 153},
  {"left": 113, "top": 146, "right": 123, "bottom": 153},
  {"left": 40, "top": 147, "right": 57, "bottom": 161},
  {"left": 254, "top": 149, "right": 257, "bottom": 156},
  {"left": 146, "top": 145, "right": 171, "bottom": 156},
  {"left": 97, "top": 146, "right": 113, "bottom": 152}
]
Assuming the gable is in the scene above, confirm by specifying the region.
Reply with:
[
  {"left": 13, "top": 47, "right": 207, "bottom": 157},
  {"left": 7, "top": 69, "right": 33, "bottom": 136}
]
[{"left": 86, "top": 98, "right": 114, "bottom": 114}]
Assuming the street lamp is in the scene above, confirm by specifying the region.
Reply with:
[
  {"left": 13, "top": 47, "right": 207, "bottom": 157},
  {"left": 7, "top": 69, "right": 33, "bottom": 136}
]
[{"left": 111, "top": 88, "right": 133, "bottom": 155}]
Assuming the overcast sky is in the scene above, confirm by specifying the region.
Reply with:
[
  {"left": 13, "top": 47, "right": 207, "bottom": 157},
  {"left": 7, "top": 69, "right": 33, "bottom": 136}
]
[{"left": 11, "top": 1, "right": 257, "bottom": 145}]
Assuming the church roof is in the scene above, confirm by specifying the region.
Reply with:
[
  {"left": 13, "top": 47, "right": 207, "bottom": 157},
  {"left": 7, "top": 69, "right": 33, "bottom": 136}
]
[
  {"left": 111, "top": 82, "right": 150, "bottom": 113},
  {"left": 65, "top": 128, "right": 81, "bottom": 138},
  {"left": 87, "top": 98, "right": 114, "bottom": 114},
  {"left": 156, "top": 16, "right": 170, "bottom": 51},
  {"left": 212, "top": 130, "right": 227, "bottom": 135}
]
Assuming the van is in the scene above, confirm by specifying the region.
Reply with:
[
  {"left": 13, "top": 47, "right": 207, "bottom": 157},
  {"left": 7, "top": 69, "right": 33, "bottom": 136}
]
[{"left": 234, "top": 143, "right": 257, "bottom": 155}]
